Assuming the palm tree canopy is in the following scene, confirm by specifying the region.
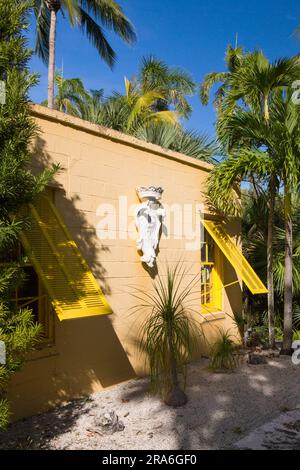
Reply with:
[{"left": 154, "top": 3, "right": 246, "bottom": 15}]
[
  {"left": 33, "top": 0, "right": 136, "bottom": 67},
  {"left": 40, "top": 71, "right": 89, "bottom": 114},
  {"left": 199, "top": 45, "right": 244, "bottom": 107},
  {"left": 135, "top": 122, "right": 215, "bottom": 162},
  {"left": 224, "top": 52, "right": 300, "bottom": 117},
  {"left": 218, "top": 90, "right": 300, "bottom": 184},
  {"left": 137, "top": 56, "right": 196, "bottom": 117}
]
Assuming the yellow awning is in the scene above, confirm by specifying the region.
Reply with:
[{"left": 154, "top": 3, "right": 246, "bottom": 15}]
[
  {"left": 201, "top": 219, "right": 268, "bottom": 295},
  {"left": 20, "top": 195, "right": 112, "bottom": 320}
]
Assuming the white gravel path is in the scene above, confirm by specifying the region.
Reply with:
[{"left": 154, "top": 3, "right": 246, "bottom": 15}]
[{"left": 1, "top": 356, "right": 300, "bottom": 450}]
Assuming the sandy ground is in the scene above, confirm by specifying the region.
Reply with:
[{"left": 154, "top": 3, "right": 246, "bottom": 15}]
[{"left": 1, "top": 356, "right": 300, "bottom": 450}]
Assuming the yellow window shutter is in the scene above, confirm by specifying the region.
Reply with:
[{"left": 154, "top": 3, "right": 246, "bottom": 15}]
[
  {"left": 201, "top": 219, "right": 268, "bottom": 295},
  {"left": 20, "top": 195, "right": 112, "bottom": 320}
]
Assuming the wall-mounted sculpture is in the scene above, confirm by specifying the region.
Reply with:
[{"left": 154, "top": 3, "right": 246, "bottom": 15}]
[{"left": 135, "top": 186, "right": 165, "bottom": 268}]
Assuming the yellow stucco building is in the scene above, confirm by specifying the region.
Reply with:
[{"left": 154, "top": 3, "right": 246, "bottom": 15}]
[{"left": 8, "top": 105, "right": 266, "bottom": 420}]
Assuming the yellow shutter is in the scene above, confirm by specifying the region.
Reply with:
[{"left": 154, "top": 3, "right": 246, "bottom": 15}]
[
  {"left": 201, "top": 219, "right": 268, "bottom": 295},
  {"left": 20, "top": 195, "right": 112, "bottom": 320}
]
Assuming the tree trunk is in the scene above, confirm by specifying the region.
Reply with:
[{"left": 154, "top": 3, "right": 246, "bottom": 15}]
[
  {"left": 264, "top": 95, "right": 269, "bottom": 121},
  {"left": 47, "top": 9, "right": 57, "bottom": 109},
  {"left": 282, "top": 186, "right": 293, "bottom": 355},
  {"left": 164, "top": 334, "right": 187, "bottom": 407},
  {"left": 267, "top": 176, "right": 276, "bottom": 348}
]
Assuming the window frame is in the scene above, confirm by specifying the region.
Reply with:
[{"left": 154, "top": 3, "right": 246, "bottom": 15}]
[
  {"left": 201, "top": 228, "right": 223, "bottom": 313},
  {"left": 9, "top": 252, "right": 55, "bottom": 346}
]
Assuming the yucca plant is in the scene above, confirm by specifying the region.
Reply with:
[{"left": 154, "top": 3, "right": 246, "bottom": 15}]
[
  {"left": 209, "top": 329, "right": 238, "bottom": 371},
  {"left": 132, "top": 264, "right": 201, "bottom": 407}
]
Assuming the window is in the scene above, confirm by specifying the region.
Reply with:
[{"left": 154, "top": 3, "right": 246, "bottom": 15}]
[
  {"left": 9, "top": 243, "right": 54, "bottom": 344},
  {"left": 201, "top": 228, "right": 223, "bottom": 313}
]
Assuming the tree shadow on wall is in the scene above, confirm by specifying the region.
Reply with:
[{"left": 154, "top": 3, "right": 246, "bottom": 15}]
[{"left": 12, "top": 134, "right": 136, "bottom": 436}]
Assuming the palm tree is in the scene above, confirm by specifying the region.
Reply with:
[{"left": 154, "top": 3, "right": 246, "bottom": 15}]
[
  {"left": 33, "top": 0, "right": 136, "bottom": 109},
  {"left": 137, "top": 56, "right": 196, "bottom": 118},
  {"left": 41, "top": 71, "right": 88, "bottom": 114},
  {"left": 89, "top": 77, "right": 180, "bottom": 133},
  {"left": 76, "top": 88, "right": 106, "bottom": 122},
  {"left": 207, "top": 50, "right": 300, "bottom": 348},
  {"left": 242, "top": 189, "right": 300, "bottom": 341},
  {"left": 199, "top": 45, "right": 244, "bottom": 111},
  {"left": 267, "top": 93, "right": 300, "bottom": 353},
  {"left": 210, "top": 87, "right": 300, "bottom": 351},
  {"left": 135, "top": 122, "right": 215, "bottom": 162}
]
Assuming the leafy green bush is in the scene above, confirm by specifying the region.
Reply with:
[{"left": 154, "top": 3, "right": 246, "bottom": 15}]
[
  {"left": 0, "top": 0, "right": 56, "bottom": 428},
  {"left": 293, "top": 330, "right": 300, "bottom": 341}
]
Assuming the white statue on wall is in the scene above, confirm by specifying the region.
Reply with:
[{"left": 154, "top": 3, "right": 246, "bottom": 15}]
[{"left": 135, "top": 186, "right": 165, "bottom": 268}]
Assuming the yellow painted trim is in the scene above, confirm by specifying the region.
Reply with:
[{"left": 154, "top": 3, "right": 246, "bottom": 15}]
[
  {"left": 201, "top": 219, "right": 268, "bottom": 295},
  {"left": 20, "top": 195, "right": 112, "bottom": 321},
  {"left": 201, "top": 232, "right": 223, "bottom": 314}
]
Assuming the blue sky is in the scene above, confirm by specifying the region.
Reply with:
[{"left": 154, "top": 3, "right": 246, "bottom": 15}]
[{"left": 27, "top": 0, "right": 300, "bottom": 140}]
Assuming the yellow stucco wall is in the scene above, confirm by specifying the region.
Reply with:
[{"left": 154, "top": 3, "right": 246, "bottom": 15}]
[{"left": 8, "top": 105, "right": 242, "bottom": 420}]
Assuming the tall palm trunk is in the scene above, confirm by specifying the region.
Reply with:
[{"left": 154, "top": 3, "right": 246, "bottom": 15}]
[
  {"left": 264, "top": 98, "right": 275, "bottom": 348},
  {"left": 267, "top": 175, "right": 276, "bottom": 348},
  {"left": 282, "top": 185, "right": 293, "bottom": 354},
  {"left": 47, "top": 3, "right": 59, "bottom": 109}
]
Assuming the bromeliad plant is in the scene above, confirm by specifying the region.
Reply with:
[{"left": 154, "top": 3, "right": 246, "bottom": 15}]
[{"left": 132, "top": 264, "right": 201, "bottom": 407}]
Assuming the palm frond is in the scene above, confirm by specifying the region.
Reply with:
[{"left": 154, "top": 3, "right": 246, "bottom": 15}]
[
  {"left": 79, "top": 0, "right": 136, "bottom": 44},
  {"left": 78, "top": 7, "right": 115, "bottom": 68},
  {"left": 33, "top": 0, "right": 50, "bottom": 64},
  {"left": 199, "top": 71, "right": 228, "bottom": 106}
]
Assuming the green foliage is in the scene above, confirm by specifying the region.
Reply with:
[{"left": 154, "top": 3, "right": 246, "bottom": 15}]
[
  {"left": 251, "top": 325, "right": 269, "bottom": 345},
  {"left": 293, "top": 330, "right": 300, "bottom": 340},
  {"left": 230, "top": 310, "right": 246, "bottom": 341},
  {"left": 33, "top": 0, "right": 136, "bottom": 68},
  {"left": 138, "top": 56, "right": 196, "bottom": 118},
  {"left": 42, "top": 71, "right": 88, "bottom": 115},
  {"left": 205, "top": 46, "right": 300, "bottom": 351},
  {"left": 47, "top": 63, "right": 213, "bottom": 162},
  {"left": 135, "top": 122, "right": 215, "bottom": 162},
  {"left": 0, "top": 0, "right": 56, "bottom": 428},
  {"left": 132, "top": 264, "right": 200, "bottom": 397},
  {"left": 199, "top": 44, "right": 244, "bottom": 108},
  {"left": 209, "top": 329, "right": 238, "bottom": 371},
  {"left": 241, "top": 190, "right": 300, "bottom": 332}
]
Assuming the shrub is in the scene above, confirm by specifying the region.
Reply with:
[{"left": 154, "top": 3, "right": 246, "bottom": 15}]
[{"left": 209, "top": 330, "right": 239, "bottom": 371}]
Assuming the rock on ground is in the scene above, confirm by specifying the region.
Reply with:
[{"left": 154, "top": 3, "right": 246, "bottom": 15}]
[{"left": 234, "top": 410, "right": 300, "bottom": 449}]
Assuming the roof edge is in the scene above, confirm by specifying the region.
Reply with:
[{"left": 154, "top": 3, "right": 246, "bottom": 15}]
[{"left": 30, "top": 104, "right": 213, "bottom": 173}]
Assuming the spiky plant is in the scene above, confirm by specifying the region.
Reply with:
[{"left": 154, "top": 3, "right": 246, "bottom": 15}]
[
  {"left": 209, "top": 329, "right": 238, "bottom": 371},
  {"left": 132, "top": 264, "right": 201, "bottom": 407}
]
